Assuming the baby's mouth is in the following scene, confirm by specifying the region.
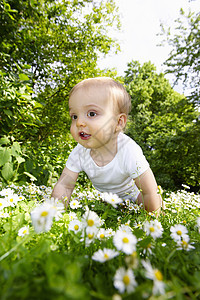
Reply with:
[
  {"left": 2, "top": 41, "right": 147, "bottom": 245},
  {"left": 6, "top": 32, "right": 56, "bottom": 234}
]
[{"left": 79, "top": 131, "right": 91, "bottom": 140}]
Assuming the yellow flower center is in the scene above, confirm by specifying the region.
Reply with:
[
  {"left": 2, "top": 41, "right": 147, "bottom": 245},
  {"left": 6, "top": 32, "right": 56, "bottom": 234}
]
[
  {"left": 87, "top": 219, "right": 94, "bottom": 227},
  {"left": 111, "top": 198, "right": 115, "bottom": 202},
  {"left": 23, "top": 230, "right": 27, "bottom": 234},
  {"left": 100, "top": 234, "right": 105, "bottom": 239},
  {"left": 104, "top": 253, "right": 109, "bottom": 259},
  {"left": 88, "top": 233, "right": 94, "bottom": 239},
  {"left": 74, "top": 225, "right": 79, "bottom": 231},
  {"left": 10, "top": 198, "right": 13, "bottom": 202},
  {"left": 150, "top": 227, "right": 155, "bottom": 232},
  {"left": 123, "top": 275, "right": 130, "bottom": 285},
  {"left": 0, "top": 203, "right": 2, "bottom": 206},
  {"left": 182, "top": 240, "right": 188, "bottom": 247},
  {"left": 41, "top": 211, "right": 48, "bottom": 217},
  {"left": 177, "top": 230, "right": 182, "bottom": 235},
  {"left": 154, "top": 269, "right": 163, "bottom": 281},
  {"left": 147, "top": 243, "right": 151, "bottom": 249},
  {"left": 122, "top": 237, "right": 129, "bottom": 243},
  {"left": 131, "top": 251, "right": 137, "bottom": 258}
]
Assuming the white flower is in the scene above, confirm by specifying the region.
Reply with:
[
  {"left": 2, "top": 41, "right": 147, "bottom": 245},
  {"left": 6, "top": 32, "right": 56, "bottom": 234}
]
[
  {"left": 18, "top": 225, "right": 29, "bottom": 237},
  {"left": 84, "top": 230, "right": 97, "bottom": 246},
  {"left": 176, "top": 236, "right": 195, "bottom": 251},
  {"left": 70, "top": 199, "right": 82, "bottom": 209},
  {"left": 101, "top": 192, "right": 123, "bottom": 208},
  {"left": 18, "top": 195, "right": 25, "bottom": 201},
  {"left": 118, "top": 224, "right": 132, "bottom": 234},
  {"left": 45, "top": 198, "right": 65, "bottom": 221},
  {"left": 170, "top": 224, "right": 188, "bottom": 241},
  {"left": 31, "top": 203, "right": 56, "bottom": 233},
  {"left": 142, "top": 260, "right": 165, "bottom": 295},
  {"left": 113, "top": 229, "right": 137, "bottom": 255},
  {"left": 92, "top": 248, "right": 119, "bottom": 263},
  {"left": 114, "top": 267, "right": 137, "bottom": 294},
  {"left": 6, "top": 193, "right": 20, "bottom": 207},
  {"left": 82, "top": 210, "right": 101, "bottom": 234},
  {"left": 68, "top": 219, "right": 83, "bottom": 234},
  {"left": 68, "top": 211, "right": 77, "bottom": 221},
  {"left": 106, "top": 228, "right": 115, "bottom": 237},
  {"left": 0, "top": 212, "right": 10, "bottom": 218},
  {"left": 143, "top": 220, "right": 163, "bottom": 239},
  {"left": 0, "top": 198, "right": 8, "bottom": 210},
  {"left": 0, "top": 188, "right": 14, "bottom": 197},
  {"left": 97, "top": 228, "right": 107, "bottom": 240}
]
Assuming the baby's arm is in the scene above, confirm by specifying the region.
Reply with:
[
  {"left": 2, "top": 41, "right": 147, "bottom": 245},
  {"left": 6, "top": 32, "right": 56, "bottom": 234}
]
[
  {"left": 135, "top": 168, "right": 162, "bottom": 213},
  {"left": 51, "top": 167, "right": 79, "bottom": 208}
]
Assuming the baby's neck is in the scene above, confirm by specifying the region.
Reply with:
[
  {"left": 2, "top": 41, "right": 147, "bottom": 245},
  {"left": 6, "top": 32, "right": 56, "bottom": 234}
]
[{"left": 90, "top": 136, "right": 118, "bottom": 167}]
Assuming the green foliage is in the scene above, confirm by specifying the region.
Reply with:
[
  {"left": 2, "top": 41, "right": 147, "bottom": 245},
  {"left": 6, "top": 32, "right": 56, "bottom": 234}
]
[
  {"left": 0, "top": 136, "right": 28, "bottom": 184},
  {"left": 160, "top": 8, "right": 200, "bottom": 105},
  {"left": 0, "top": 70, "right": 42, "bottom": 142},
  {"left": 0, "top": 0, "right": 121, "bottom": 187},
  {"left": 124, "top": 61, "right": 200, "bottom": 190},
  {"left": 0, "top": 0, "right": 121, "bottom": 141},
  {"left": 0, "top": 184, "right": 200, "bottom": 299}
]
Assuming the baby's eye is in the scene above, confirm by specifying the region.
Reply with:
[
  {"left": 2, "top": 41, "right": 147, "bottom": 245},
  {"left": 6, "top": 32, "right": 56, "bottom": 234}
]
[
  {"left": 87, "top": 111, "right": 97, "bottom": 117},
  {"left": 71, "top": 115, "right": 77, "bottom": 120}
]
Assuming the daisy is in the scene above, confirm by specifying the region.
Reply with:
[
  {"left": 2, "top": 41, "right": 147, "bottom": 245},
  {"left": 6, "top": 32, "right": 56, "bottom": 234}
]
[
  {"left": 82, "top": 210, "right": 101, "bottom": 234},
  {"left": 114, "top": 267, "right": 137, "bottom": 294},
  {"left": 176, "top": 236, "right": 195, "bottom": 251},
  {"left": 105, "top": 228, "right": 115, "bottom": 237},
  {"left": 97, "top": 228, "right": 107, "bottom": 240},
  {"left": 92, "top": 248, "right": 119, "bottom": 263},
  {"left": 70, "top": 199, "right": 82, "bottom": 209},
  {"left": 6, "top": 193, "right": 20, "bottom": 207},
  {"left": 0, "top": 198, "right": 8, "bottom": 210},
  {"left": 31, "top": 203, "right": 56, "bottom": 233},
  {"left": 113, "top": 229, "right": 137, "bottom": 255},
  {"left": 170, "top": 224, "right": 188, "bottom": 241},
  {"left": 68, "top": 211, "right": 77, "bottom": 221},
  {"left": 143, "top": 220, "right": 163, "bottom": 239},
  {"left": 101, "top": 192, "right": 123, "bottom": 208},
  {"left": 18, "top": 225, "right": 29, "bottom": 237},
  {"left": 0, "top": 188, "right": 14, "bottom": 197},
  {"left": 45, "top": 198, "right": 65, "bottom": 221},
  {"left": 84, "top": 230, "right": 97, "bottom": 246},
  {"left": 0, "top": 212, "right": 10, "bottom": 218},
  {"left": 118, "top": 224, "right": 132, "bottom": 234},
  {"left": 142, "top": 260, "right": 165, "bottom": 295},
  {"left": 68, "top": 219, "right": 82, "bottom": 234}
]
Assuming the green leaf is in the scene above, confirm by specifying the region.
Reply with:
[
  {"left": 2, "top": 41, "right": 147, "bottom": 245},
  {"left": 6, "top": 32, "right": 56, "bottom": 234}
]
[
  {"left": 16, "top": 156, "right": 25, "bottom": 164},
  {"left": 23, "top": 171, "right": 37, "bottom": 181},
  {"left": 19, "top": 74, "right": 29, "bottom": 81},
  {"left": 1, "top": 162, "right": 14, "bottom": 181},
  {"left": 0, "top": 137, "right": 10, "bottom": 145},
  {"left": 0, "top": 149, "right": 11, "bottom": 166},
  {"left": 11, "top": 142, "right": 21, "bottom": 154}
]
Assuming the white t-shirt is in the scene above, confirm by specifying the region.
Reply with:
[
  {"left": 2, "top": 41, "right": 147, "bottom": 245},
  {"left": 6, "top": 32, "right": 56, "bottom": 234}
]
[{"left": 66, "top": 133, "right": 149, "bottom": 201}]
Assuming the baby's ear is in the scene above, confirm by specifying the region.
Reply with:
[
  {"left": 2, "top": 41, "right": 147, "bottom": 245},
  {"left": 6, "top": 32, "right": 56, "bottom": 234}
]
[{"left": 116, "top": 113, "right": 127, "bottom": 132}]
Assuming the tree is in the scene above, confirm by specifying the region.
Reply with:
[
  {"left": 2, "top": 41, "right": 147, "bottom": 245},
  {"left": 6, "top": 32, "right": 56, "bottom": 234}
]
[
  {"left": 124, "top": 61, "right": 199, "bottom": 191},
  {"left": 0, "top": 0, "right": 120, "bottom": 142},
  {"left": 160, "top": 8, "right": 200, "bottom": 105}
]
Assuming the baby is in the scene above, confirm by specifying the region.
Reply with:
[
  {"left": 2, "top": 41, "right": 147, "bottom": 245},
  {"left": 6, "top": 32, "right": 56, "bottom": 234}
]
[{"left": 52, "top": 77, "right": 162, "bottom": 212}]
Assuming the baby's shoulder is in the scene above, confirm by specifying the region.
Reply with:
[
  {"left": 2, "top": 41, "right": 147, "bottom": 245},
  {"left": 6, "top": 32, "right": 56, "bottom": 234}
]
[{"left": 118, "top": 133, "right": 141, "bottom": 154}]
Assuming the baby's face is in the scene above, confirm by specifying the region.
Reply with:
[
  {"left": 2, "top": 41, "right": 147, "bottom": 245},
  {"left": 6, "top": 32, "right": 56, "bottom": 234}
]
[{"left": 69, "top": 86, "right": 119, "bottom": 151}]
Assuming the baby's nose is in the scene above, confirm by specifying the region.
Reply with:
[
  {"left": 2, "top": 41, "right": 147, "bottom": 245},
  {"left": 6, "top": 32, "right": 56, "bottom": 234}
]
[{"left": 76, "top": 116, "right": 86, "bottom": 127}]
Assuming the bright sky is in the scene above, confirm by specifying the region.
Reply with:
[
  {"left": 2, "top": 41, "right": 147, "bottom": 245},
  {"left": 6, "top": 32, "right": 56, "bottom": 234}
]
[{"left": 98, "top": 0, "right": 200, "bottom": 78}]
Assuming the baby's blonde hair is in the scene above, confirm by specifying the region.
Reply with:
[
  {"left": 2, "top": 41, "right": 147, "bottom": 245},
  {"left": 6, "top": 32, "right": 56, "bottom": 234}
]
[{"left": 69, "top": 77, "right": 131, "bottom": 116}]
